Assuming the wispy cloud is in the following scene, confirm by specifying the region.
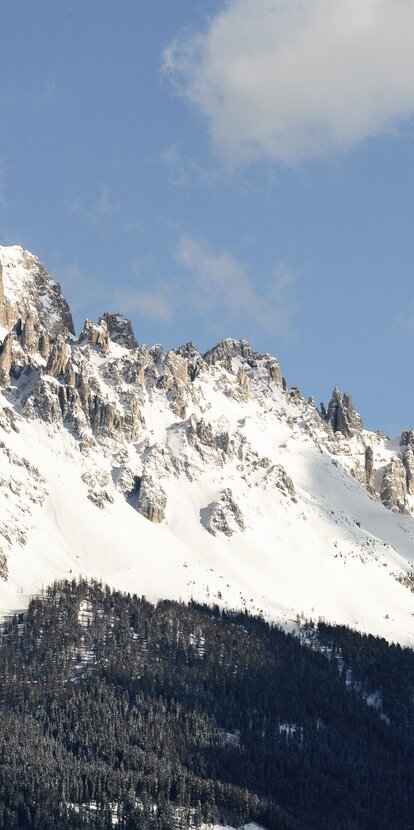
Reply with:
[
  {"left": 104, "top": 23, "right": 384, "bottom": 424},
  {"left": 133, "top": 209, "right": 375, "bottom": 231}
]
[
  {"left": 114, "top": 289, "right": 173, "bottom": 322},
  {"left": 161, "top": 143, "right": 217, "bottom": 186},
  {"left": 70, "top": 186, "right": 119, "bottom": 233},
  {"left": 115, "top": 256, "right": 173, "bottom": 322},
  {"left": 164, "top": 0, "right": 414, "bottom": 166},
  {"left": 176, "top": 233, "right": 299, "bottom": 339},
  {"left": 61, "top": 259, "right": 173, "bottom": 325},
  {"left": 59, "top": 236, "right": 299, "bottom": 337}
]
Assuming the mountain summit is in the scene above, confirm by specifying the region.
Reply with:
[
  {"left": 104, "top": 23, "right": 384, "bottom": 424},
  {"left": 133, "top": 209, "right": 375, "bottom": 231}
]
[{"left": 0, "top": 245, "right": 414, "bottom": 643}]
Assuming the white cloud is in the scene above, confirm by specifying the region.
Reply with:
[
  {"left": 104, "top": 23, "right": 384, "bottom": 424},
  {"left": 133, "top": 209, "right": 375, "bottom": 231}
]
[
  {"left": 115, "top": 289, "right": 173, "bottom": 323},
  {"left": 164, "top": 0, "right": 414, "bottom": 165},
  {"left": 176, "top": 233, "right": 298, "bottom": 337}
]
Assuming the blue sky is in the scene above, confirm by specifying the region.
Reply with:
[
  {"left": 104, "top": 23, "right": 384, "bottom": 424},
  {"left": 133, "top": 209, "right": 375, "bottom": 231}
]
[{"left": 1, "top": 0, "right": 414, "bottom": 433}]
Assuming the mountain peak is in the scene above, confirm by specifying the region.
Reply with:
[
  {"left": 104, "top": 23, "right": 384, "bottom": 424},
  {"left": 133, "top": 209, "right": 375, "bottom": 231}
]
[
  {"left": 0, "top": 245, "right": 75, "bottom": 339},
  {"left": 102, "top": 312, "right": 138, "bottom": 350}
]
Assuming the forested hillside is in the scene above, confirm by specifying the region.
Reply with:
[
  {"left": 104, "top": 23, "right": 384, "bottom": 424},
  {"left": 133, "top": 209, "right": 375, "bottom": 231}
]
[{"left": 0, "top": 580, "right": 414, "bottom": 830}]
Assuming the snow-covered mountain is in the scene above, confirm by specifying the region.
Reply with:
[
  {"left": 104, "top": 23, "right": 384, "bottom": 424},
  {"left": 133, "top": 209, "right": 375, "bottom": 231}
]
[{"left": 1, "top": 244, "right": 414, "bottom": 643}]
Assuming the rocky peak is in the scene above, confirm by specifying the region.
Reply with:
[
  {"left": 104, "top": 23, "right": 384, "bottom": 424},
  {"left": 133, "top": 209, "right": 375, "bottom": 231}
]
[
  {"left": 0, "top": 246, "right": 74, "bottom": 338},
  {"left": 400, "top": 429, "right": 414, "bottom": 448},
  {"left": 203, "top": 338, "right": 283, "bottom": 386},
  {"left": 102, "top": 313, "right": 138, "bottom": 350},
  {"left": 175, "top": 342, "right": 204, "bottom": 381},
  {"left": 78, "top": 318, "right": 109, "bottom": 352},
  {"left": 203, "top": 338, "right": 253, "bottom": 369},
  {"left": 324, "top": 387, "right": 363, "bottom": 437}
]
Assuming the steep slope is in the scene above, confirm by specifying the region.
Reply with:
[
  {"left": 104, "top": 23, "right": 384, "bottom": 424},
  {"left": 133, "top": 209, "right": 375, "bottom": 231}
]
[{"left": 0, "top": 245, "right": 414, "bottom": 644}]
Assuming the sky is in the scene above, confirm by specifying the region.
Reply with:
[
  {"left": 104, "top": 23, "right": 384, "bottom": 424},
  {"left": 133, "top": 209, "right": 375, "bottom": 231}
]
[{"left": 1, "top": 0, "right": 414, "bottom": 434}]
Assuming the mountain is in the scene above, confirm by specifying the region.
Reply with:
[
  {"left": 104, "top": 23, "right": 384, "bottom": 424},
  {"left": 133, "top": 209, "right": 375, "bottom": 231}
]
[{"left": 1, "top": 244, "right": 414, "bottom": 644}]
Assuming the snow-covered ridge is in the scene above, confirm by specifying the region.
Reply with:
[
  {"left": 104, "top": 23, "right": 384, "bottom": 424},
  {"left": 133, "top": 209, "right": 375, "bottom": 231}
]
[{"left": 1, "top": 245, "right": 414, "bottom": 645}]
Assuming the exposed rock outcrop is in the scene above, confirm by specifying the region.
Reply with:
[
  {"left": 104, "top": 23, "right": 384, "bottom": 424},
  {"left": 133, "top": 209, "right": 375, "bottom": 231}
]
[
  {"left": 137, "top": 472, "right": 167, "bottom": 524},
  {"left": 175, "top": 342, "right": 204, "bottom": 381},
  {"left": 46, "top": 337, "right": 71, "bottom": 377},
  {"left": 400, "top": 429, "right": 414, "bottom": 448},
  {"left": 203, "top": 338, "right": 283, "bottom": 386},
  {"left": 78, "top": 318, "right": 109, "bottom": 352},
  {"left": 380, "top": 456, "right": 407, "bottom": 513},
  {"left": 81, "top": 471, "right": 114, "bottom": 509},
  {"left": 365, "top": 446, "right": 374, "bottom": 489},
  {"left": 103, "top": 313, "right": 138, "bottom": 350},
  {"left": 157, "top": 350, "right": 192, "bottom": 418},
  {"left": 267, "top": 358, "right": 283, "bottom": 384},
  {"left": 263, "top": 464, "right": 297, "bottom": 501},
  {"left": 204, "top": 338, "right": 252, "bottom": 371},
  {"left": 324, "top": 388, "right": 363, "bottom": 437},
  {"left": 0, "top": 332, "right": 14, "bottom": 384},
  {"left": 403, "top": 445, "right": 414, "bottom": 496},
  {"left": 186, "top": 415, "right": 233, "bottom": 466},
  {"left": 0, "top": 247, "right": 75, "bottom": 337},
  {"left": 0, "top": 404, "right": 20, "bottom": 433},
  {"left": 289, "top": 387, "right": 302, "bottom": 403},
  {"left": 202, "top": 488, "right": 245, "bottom": 537}
]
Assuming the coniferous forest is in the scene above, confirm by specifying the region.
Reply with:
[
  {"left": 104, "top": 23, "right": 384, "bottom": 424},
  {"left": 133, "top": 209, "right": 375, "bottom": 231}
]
[{"left": 0, "top": 580, "right": 414, "bottom": 830}]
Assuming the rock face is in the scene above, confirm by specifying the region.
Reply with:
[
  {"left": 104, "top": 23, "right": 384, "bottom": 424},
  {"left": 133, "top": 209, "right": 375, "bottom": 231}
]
[
  {"left": 0, "top": 246, "right": 74, "bottom": 338},
  {"left": 365, "top": 446, "right": 374, "bottom": 489},
  {"left": 104, "top": 313, "right": 138, "bottom": 350},
  {"left": 186, "top": 415, "right": 233, "bottom": 466},
  {"left": 0, "top": 247, "right": 75, "bottom": 387},
  {"left": 403, "top": 445, "right": 414, "bottom": 496},
  {"left": 157, "top": 350, "right": 193, "bottom": 418},
  {"left": 400, "top": 429, "right": 414, "bottom": 449},
  {"left": 81, "top": 471, "right": 114, "bottom": 509},
  {"left": 78, "top": 318, "right": 109, "bottom": 352},
  {"left": 203, "top": 338, "right": 283, "bottom": 385},
  {"left": 137, "top": 472, "right": 167, "bottom": 524},
  {"left": 324, "top": 388, "right": 363, "bottom": 437},
  {"left": 380, "top": 456, "right": 407, "bottom": 512},
  {"left": 263, "top": 464, "right": 296, "bottom": 501},
  {"left": 204, "top": 338, "right": 253, "bottom": 370},
  {"left": 202, "top": 488, "right": 245, "bottom": 537}
]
